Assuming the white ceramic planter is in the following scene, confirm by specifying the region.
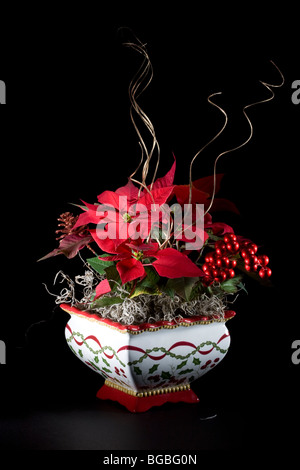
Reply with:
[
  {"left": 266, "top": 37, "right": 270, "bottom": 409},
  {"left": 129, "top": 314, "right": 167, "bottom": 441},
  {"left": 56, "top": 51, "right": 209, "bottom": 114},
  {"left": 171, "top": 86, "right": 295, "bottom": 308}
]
[{"left": 61, "top": 304, "right": 235, "bottom": 412}]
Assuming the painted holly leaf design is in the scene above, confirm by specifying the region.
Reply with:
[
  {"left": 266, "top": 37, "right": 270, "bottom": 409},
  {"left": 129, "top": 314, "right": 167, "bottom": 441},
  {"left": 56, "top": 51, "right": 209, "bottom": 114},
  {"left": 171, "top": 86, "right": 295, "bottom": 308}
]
[
  {"left": 193, "top": 357, "right": 201, "bottom": 365},
  {"left": 176, "top": 360, "right": 188, "bottom": 369},
  {"left": 148, "top": 364, "right": 159, "bottom": 374},
  {"left": 178, "top": 368, "right": 194, "bottom": 375},
  {"left": 134, "top": 366, "right": 142, "bottom": 375},
  {"left": 102, "top": 357, "right": 110, "bottom": 367},
  {"left": 89, "top": 362, "right": 101, "bottom": 371},
  {"left": 161, "top": 371, "right": 172, "bottom": 379}
]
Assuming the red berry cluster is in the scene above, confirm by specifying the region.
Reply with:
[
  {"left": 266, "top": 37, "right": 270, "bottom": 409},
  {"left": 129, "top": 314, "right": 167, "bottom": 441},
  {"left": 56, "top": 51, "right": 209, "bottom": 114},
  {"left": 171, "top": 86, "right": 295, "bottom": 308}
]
[
  {"left": 202, "top": 233, "right": 239, "bottom": 285},
  {"left": 240, "top": 241, "right": 271, "bottom": 279},
  {"left": 202, "top": 233, "right": 272, "bottom": 286}
]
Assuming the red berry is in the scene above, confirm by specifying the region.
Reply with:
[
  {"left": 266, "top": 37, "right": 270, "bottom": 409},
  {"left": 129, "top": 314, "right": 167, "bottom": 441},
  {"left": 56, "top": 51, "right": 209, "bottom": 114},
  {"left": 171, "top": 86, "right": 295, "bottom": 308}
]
[
  {"left": 215, "top": 258, "right": 223, "bottom": 268},
  {"left": 205, "top": 253, "right": 215, "bottom": 264},
  {"left": 220, "top": 271, "right": 228, "bottom": 281},
  {"left": 258, "top": 255, "right": 269, "bottom": 266},
  {"left": 227, "top": 268, "right": 235, "bottom": 278},
  {"left": 245, "top": 262, "right": 258, "bottom": 272},
  {"left": 226, "top": 242, "right": 239, "bottom": 253},
  {"left": 202, "top": 263, "right": 210, "bottom": 272},
  {"left": 224, "top": 233, "right": 237, "bottom": 243},
  {"left": 249, "top": 243, "right": 258, "bottom": 253},
  {"left": 215, "top": 241, "right": 226, "bottom": 256},
  {"left": 241, "top": 249, "right": 249, "bottom": 259},
  {"left": 259, "top": 267, "right": 272, "bottom": 279},
  {"left": 203, "top": 275, "right": 213, "bottom": 286},
  {"left": 222, "top": 256, "right": 230, "bottom": 267},
  {"left": 212, "top": 269, "right": 219, "bottom": 278},
  {"left": 239, "top": 240, "right": 250, "bottom": 249},
  {"left": 244, "top": 255, "right": 258, "bottom": 265},
  {"left": 230, "top": 259, "right": 237, "bottom": 268}
]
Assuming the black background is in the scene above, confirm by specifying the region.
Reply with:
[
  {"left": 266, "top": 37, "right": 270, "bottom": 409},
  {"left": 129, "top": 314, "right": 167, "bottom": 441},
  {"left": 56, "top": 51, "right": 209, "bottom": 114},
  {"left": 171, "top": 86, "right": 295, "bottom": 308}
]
[{"left": 0, "top": 4, "right": 299, "bottom": 461}]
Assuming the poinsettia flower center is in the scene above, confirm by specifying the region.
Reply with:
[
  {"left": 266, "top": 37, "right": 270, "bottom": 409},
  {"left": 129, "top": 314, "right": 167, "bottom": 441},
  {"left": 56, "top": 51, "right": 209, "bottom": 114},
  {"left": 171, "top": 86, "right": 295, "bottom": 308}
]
[
  {"left": 132, "top": 250, "right": 144, "bottom": 261},
  {"left": 122, "top": 212, "right": 132, "bottom": 223}
]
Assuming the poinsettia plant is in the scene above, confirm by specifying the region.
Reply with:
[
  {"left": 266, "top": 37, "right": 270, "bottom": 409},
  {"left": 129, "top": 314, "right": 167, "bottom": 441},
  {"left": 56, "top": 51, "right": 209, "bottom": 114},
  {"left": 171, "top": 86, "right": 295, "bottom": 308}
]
[
  {"left": 39, "top": 38, "right": 278, "bottom": 325},
  {"left": 39, "top": 157, "right": 271, "bottom": 319}
]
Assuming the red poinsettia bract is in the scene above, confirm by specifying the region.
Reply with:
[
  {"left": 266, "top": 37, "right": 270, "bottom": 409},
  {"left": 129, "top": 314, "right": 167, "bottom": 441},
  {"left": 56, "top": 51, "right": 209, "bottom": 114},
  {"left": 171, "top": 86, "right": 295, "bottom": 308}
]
[{"left": 91, "top": 234, "right": 204, "bottom": 286}]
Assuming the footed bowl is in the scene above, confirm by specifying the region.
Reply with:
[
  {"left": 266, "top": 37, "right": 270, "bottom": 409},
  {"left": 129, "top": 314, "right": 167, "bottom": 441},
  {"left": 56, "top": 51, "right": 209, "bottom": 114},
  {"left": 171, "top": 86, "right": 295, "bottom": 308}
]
[{"left": 61, "top": 303, "right": 235, "bottom": 412}]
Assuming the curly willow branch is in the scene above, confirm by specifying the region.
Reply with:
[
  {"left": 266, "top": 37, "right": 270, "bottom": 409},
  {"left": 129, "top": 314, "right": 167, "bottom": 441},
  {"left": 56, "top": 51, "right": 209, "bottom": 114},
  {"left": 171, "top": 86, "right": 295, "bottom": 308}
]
[
  {"left": 188, "top": 92, "right": 228, "bottom": 204},
  {"left": 123, "top": 36, "right": 160, "bottom": 192},
  {"left": 204, "top": 60, "right": 285, "bottom": 216}
]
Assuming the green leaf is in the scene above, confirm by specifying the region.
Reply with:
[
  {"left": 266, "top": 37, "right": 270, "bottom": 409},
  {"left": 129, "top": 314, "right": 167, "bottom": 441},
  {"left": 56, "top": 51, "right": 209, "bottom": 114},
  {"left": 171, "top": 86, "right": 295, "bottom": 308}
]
[
  {"left": 86, "top": 256, "right": 114, "bottom": 274},
  {"left": 102, "top": 367, "right": 112, "bottom": 374},
  {"left": 149, "top": 364, "right": 159, "bottom": 374},
  {"left": 220, "top": 275, "right": 244, "bottom": 294},
  {"left": 69, "top": 202, "right": 92, "bottom": 211},
  {"left": 165, "top": 277, "right": 199, "bottom": 301},
  {"left": 91, "top": 296, "right": 124, "bottom": 308},
  {"left": 237, "top": 282, "right": 248, "bottom": 294},
  {"left": 138, "top": 266, "right": 160, "bottom": 288},
  {"left": 187, "top": 280, "right": 205, "bottom": 301},
  {"left": 129, "top": 265, "right": 161, "bottom": 298},
  {"left": 192, "top": 357, "right": 201, "bottom": 365},
  {"left": 129, "top": 285, "right": 160, "bottom": 299},
  {"left": 160, "top": 282, "right": 175, "bottom": 298},
  {"left": 105, "top": 265, "right": 122, "bottom": 291},
  {"left": 206, "top": 232, "right": 223, "bottom": 242}
]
